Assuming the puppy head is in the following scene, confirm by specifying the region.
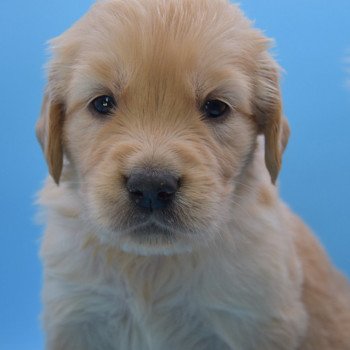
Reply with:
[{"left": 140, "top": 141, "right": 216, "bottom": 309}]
[{"left": 37, "top": 0, "right": 289, "bottom": 255}]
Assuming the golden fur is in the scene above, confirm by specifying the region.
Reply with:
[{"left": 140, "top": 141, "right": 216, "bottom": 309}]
[{"left": 37, "top": 0, "right": 350, "bottom": 349}]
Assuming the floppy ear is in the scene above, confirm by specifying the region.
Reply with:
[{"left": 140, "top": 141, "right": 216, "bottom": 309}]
[
  {"left": 36, "top": 92, "right": 64, "bottom": 184},
  {"left": 253, "top": 53, "right": 290, "bottom": 184}
]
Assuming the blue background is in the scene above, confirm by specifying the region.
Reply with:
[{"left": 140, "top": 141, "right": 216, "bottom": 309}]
[{"left": 0, "top": 1, "right": 349, "bottom": 348}]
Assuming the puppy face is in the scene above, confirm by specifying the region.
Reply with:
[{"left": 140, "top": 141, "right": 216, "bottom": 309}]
[{"left": 37, "top": 0, "right": 287, "bottom": 255}]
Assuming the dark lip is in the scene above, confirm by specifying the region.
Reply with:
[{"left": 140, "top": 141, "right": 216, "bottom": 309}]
[
  {"left": 117, "top": 208, "right": 184, "bottom": 232},
  {"left": 123, "top": 221, "right": 179, "bottom": 247},
  {"left": 113, "top": 207, "right": 200, "bottom": 238},
  {"left": 126, "top": 219, "right": 177, "bottom": 236}
]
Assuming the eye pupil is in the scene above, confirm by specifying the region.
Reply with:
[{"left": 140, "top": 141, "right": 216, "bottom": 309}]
[
  {"left": 204, "top": 100, "right": 228, "bottom": 118},
  {"left": 91, "top": 95, "right": 116, "bottom": 115}
]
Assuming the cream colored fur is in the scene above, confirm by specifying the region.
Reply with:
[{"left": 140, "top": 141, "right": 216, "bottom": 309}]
[{"left": 37, "top": 0, "right": 350, "bottom": 349}]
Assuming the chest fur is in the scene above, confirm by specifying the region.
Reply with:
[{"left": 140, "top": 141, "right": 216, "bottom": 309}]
[{"left": 89, "top": 247, "right": 306, "bottom": 350}]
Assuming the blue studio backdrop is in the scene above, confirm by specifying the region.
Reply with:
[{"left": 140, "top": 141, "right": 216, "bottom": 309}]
[{"left": 0, "top": 1, "right": 349, "bottom": 349}]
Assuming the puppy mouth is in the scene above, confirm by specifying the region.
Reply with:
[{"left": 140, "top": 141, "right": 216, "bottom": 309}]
[
  {"left": 121, "top": 217, "right": 180, "bottom": 238},
  {"left": 117, "top": 219, "right": 196, "bottom": 255},
  {"left": 94, "top": 202, "right": 217, "bottom": 255}
]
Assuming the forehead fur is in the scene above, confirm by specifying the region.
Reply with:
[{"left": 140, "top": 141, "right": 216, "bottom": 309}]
[{"left": 47, "top": 0, "right": 270, "bottom": 103}]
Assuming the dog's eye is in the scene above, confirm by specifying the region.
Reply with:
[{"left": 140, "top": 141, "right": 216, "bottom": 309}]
[
  {"left": 90, "top": 95, "right": 116, "bottom": 116},
  {"left": 203, "top": 100, "right": 229, "bottom": 119}
]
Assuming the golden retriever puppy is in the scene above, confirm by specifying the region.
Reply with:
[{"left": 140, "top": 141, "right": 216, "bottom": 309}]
[{"left": 36, "top": 0, "right": 350, "bottom": 349}]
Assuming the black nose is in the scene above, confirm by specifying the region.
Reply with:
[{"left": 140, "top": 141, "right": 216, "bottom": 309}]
[{"left": 126, "top": 170, "right": 180, "bottom": 211}]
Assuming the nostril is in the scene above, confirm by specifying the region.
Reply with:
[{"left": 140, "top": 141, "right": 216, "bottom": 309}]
[
  {"left": 130, "top": 190, "right": 144, "bottom": 199},
  {"left": 157, "top": 190, "right": 175, "bottom": 201},
  {"left": 128, "top": 190, "right": 144, "bottom": 206}
]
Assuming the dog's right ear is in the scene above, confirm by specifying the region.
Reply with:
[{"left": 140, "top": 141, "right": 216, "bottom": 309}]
[{"left": 36, "top": 92, "right": 64, "bottom": 185}]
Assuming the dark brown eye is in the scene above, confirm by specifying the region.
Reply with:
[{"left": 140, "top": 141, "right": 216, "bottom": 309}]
[
  {"left": 90, "top": 95, "right": 116, "bottom": 116},
  {"left": 203, "top": 99, "right": 229, "bottom": 118}
]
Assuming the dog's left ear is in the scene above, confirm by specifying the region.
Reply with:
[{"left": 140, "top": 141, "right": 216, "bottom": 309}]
[
  {"left": 253, "top": 52, "right": 290, "bottom": 184},
  {"left": 36, "top": 92, "right": 65, "bottom": 185}
]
